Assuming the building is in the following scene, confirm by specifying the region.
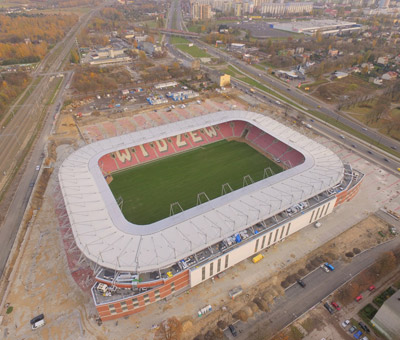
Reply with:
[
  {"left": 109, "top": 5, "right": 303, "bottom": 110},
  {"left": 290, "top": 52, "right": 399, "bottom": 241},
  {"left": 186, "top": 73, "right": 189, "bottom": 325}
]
[
  {"left": 59, "top": 111, "right": 363, "bottom": 321},
  {"left": 272, "top": 19, "right": 362, "bottom": 36},
  {"left": 261, "top": 2, "right": 313, "bottom": 15},
  {"left": 192, "top": 2, "right": 212, "bottom": 20},
  {"left": 209, "top": 72, "right": 231, "bottom": 86},
  {"left": 382, "top": 71, "right": 397, "bottom": 80},
  {"left": 372, "top": 289, "right": 400, "bottom": 339},
  {"left": 379, "top": 0, "right": 390, "bottom": 8},
  {"left": 377, "top": 56, "right": 389, "bottom": 66}
]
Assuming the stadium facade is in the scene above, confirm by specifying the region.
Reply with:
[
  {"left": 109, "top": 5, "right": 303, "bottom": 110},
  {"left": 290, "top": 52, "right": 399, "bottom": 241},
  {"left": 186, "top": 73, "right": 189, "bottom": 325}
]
[{"left": 59, "top": 110, "right": 363, "bottom": 320}]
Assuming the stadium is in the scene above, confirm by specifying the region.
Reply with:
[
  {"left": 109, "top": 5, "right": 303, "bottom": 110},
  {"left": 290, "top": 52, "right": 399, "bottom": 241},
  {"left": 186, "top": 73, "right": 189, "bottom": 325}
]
[{"left": 58, "top": 110, "right": 363, "bottom": 321}]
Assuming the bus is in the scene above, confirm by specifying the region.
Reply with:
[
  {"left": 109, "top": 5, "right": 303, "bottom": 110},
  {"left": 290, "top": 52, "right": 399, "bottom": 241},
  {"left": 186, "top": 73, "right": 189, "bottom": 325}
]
[{"left": 324, "top": 262, "right": 335, "bottom": 271}]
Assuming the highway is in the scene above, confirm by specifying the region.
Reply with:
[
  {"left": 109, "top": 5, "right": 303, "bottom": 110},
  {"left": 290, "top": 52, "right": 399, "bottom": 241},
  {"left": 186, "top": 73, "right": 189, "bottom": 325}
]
[
  {"left": 193, "top": 39, "right": 400, "bottom": 153},
  {"left": 0, "top": 2, "right": 109, "bottom": 280},
  {"left": 166, "top": 0, "right": 400, "bottom": 173},
  {"left": 227, "top": 236, "right": 400, "bottom": 340}
]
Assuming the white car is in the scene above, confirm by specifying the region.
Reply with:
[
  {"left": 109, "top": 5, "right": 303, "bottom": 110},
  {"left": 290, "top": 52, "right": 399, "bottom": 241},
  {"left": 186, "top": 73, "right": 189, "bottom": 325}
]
[
  {"left": 321, "top": 264, "right": 330, "bottom": 273},
  {"left": 35, "top": 165, "right": 40, "bottom": 171},
  {"left": 339, "top": 135, "right": 345, "bottom": 139},
  {"left": 341, "top": 319, "right": 350, "bottom": 327}
]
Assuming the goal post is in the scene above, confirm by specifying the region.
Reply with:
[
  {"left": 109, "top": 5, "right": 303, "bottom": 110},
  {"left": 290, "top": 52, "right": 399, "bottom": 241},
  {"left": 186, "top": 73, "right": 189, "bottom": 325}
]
[
  {"left": 170, "top": 202, "right": 184, "bottom": 216},
  {"left": 263, "top": 167, "right": 275, "bottom": 179}
]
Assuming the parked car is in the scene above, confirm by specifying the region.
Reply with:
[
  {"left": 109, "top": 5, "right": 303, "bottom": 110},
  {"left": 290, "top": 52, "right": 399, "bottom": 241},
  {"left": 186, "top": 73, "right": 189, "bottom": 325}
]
[
  {"left": 349, "top": 326, "right": 357, "bottom": 333},
  {"left": 324, "top": 302, "right": 334, "bottom": 314},
  {"left": 321, "top": 264, "right": 330, "bottom": 273},
  {"left": 228, "top": 324, "right": 237, "bottom": 337},
  {"left": 297, "top": 279, "right": 306, "bottom": 288},
  {"left": 342, "top": 319, "right": 350, "bottom": 327},
  {"left": 368, "top": 285, "right": 376, "bottom": 291},
  {"left": 35, "top": 165, "right": 40, "bottom": 171},
  {"left": 331, "top": 302, "right": 341, "bottom": 311},
  {"left": 355, "top": 295, "right": 363, "bottom": 302},
  {"left": 359, "top": 322, "right": 370, "bottom": 333},
  {"left": 367, "top": 150, "right": 373, "bottom": 154},
  {"left": 354, "top": 330, "right": 363, "bottom": 339}
]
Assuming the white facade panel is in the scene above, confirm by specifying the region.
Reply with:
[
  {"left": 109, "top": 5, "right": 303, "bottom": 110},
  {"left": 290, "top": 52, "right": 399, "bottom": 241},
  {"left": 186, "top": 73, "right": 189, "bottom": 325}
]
[{"left": 189, "top": 197, "right": 337, "bottom": 287}]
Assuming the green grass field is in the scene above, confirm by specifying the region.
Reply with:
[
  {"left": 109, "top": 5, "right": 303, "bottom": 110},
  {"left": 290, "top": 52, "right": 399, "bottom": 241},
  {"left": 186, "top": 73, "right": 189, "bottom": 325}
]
[
  {"left": 109, "top": 140, "right": 282, "bottom": 225},
  {"left": 170, "top": 36, "right": 211, "bottom": 58}
]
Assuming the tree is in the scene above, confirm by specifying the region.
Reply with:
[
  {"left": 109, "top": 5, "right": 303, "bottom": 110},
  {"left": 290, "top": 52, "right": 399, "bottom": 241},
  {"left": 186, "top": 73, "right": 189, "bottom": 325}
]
[
  {"left": 138, "top": 50, "right": 147, "bottom": 60},
  {"left": 70, "top": 49, "right": 80, "bottom": 64},
  {"left": 154, "top": 317, "right": 182, "bottom": 340}
]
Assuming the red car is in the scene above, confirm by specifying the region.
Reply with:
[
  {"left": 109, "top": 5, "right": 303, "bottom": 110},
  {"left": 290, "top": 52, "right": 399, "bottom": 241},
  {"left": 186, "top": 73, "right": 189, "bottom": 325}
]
[
  {"left": 368, "top": 285, "right": 376, "bottom": 291},
  {"left": 331, "top": 302, "right": 341, "bottom": 311},
  {"left": 355, "top": 295, "right": 363, "bottom": 302}
]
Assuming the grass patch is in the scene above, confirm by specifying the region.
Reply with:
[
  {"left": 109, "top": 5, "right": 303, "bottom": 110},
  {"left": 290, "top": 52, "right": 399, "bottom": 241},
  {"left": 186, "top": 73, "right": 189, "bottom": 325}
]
[
  {"left": 170, "top": 36, "right": 190, "bottom": 44},
  {"left": 301, "top": 317, "right": 318, "bottom": 333},
  {"left": 373, "top": 286, "right": 396, "bottom": 307},
  {"left": 289, "top": 325, "right": 304, "bottom": 340},
  {"left": 358, "top": 303, "right": 378, "bottom": 320},
  {"left": 171, "top": 36, "right": 210, "bottom": 58},
  {"left": 307, "top": 109, "right": 400, "bottom": 159},
  {"left": 226, "top": 65, "right": 303, "bottom": 110},
  {"left": 175, "top": 44, "right": 210, "bottom": 58},
  {"left": 109, "top": 139, "right": 282, "bottom": 224},
  {"left": 6, "top": 306, "right": 13, "bottom": 314}
]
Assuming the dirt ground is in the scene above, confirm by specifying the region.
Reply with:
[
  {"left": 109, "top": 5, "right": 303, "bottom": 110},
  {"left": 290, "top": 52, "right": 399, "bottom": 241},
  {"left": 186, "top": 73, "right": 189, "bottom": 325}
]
[{"left": 1, "top": 92, "right": 400, "bottom": 340}]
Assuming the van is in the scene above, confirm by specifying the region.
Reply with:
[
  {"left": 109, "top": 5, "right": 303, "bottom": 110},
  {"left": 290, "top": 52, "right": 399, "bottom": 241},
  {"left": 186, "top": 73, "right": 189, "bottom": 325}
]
[
  {"left": 32, "top": 319, "right": 45, "bottom": 330},
  {"left": 252, "top": 254, "right": 264, "bottom": 263}
]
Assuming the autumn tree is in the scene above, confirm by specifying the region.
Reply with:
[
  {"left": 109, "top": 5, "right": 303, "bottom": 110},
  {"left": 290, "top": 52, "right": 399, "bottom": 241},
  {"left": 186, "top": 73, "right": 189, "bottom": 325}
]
[
  {"left": 154, "top": 317, "right": 182, "bottom": 340},
  {"left": 366, "top": 95, "right": 391, "bottom": 124},
  {"left": 70, "top": 49, "right": 80, "bottom": 64}
]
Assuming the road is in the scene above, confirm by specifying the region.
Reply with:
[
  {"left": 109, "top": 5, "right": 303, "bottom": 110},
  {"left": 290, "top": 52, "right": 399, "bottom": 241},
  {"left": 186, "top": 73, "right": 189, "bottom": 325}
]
[
  {"left": 168, "top": 0, "right": 400, "bottom": 155},
  {"left": 195, "top": 39, "right": 400, "bottom": 153},
  {"left": 0, "top": 2, "right": 109, "bottom": 279},
  {"left": 165, "top": 0, "right": 400, "bottom": 173},
  {"left": 225, "top": 236, "right": 400, "bottom": 340}
]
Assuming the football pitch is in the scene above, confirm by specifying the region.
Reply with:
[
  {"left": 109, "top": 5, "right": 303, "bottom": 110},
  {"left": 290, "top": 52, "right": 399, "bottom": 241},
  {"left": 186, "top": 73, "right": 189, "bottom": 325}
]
[{"left": 109, "top": 140, "right": 283, "bottom": 225}]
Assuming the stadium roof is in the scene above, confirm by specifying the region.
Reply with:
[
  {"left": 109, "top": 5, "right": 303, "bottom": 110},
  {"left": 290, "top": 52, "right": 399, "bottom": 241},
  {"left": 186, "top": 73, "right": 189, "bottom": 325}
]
[{"left": 59, "top": 110, "right": 344, "bottom": 272}]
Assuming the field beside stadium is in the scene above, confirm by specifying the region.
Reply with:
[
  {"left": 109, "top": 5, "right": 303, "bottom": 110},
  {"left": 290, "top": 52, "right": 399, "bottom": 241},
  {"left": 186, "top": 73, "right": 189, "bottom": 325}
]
[{"left": 109, "top": 140, "right": 283, "bottom": 225}]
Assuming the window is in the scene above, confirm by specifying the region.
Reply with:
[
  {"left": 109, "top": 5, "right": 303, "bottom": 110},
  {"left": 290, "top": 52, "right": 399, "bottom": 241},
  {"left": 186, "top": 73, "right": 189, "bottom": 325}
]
[
  {"left": 314, "top": 207, "right": 321, "bottom": 221},
  {"left": 154, "top": 290, "right": 161, "bottom": 301},
  {"left": 210, "top": 262, "right": 214, "bottom": 276},
  {"left": 309, "top": 210, "right": 315, "bottom": 223},
  {"left": 171, "top": 282, "right": 175, "bottom": 292},
  {"left": 217, "top": 258, "right": 221, "bottom": 273},
  {"left": 143, "top": 294, "right": 150, "bottom": 305},
  {"left": 268, "top": 232, "right": 273, "bottom": 246},
  {"left": 121, "top": 301, "right": 128, "bottom": 312},
  {"left": 280, "top": 225, "right": 286, "bottom": 239},
  {"left": 225, "top": 254, "right": 229, "bottom": 269},
  {"left": 274, "top": 228, "right": 279, "bottom": 242},
  {"left": 286, "top": 223, "right": 291, "bottom": 236},
  {"left": 324, "top": 203, "right": 331, "bottom": 216},
  {"left": 109, "top": 304, "right": 116, "bottom": 315},
  {"left": 254, "top": 239, "right": 259, "bottom": 253},
  {"left": 202, "top": 267, "right": 206, "bottom": 280},
  {"left": 261, "top": 235, "right": 266, "bottom": 249},
  {"left": 319, "top": 205, "right": 325, "bottom": 218},
  {"left": 132, "top": 298, "right": 139, "bottom": 308}
]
